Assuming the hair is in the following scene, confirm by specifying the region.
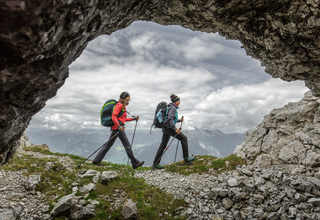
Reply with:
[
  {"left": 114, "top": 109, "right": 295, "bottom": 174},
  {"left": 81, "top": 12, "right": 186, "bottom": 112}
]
[
  {"left": 119, "top": 91, "right": 129, "bottom": 107},
  {"left": 170, "top": 94, "right": 180, "bottom": 103}
]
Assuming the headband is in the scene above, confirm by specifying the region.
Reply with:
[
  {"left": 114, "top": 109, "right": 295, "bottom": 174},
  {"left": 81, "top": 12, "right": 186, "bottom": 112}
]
[
  {"left": 121, "top": 91, "right": 130, "bottom": 99},
  {"left": 172, "top": 96, "right": 180, "bottom": 103}
]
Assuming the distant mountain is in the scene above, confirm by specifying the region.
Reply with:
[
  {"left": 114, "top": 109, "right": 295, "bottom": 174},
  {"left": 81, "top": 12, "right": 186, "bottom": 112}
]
[{"left": 26, "top": 128, "right": 245, "bottom": 166}]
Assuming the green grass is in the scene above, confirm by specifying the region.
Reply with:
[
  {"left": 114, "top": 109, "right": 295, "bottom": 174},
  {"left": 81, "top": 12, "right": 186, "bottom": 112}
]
[{"left": 165, "top": 154, "right": 245, "bottom": 175}]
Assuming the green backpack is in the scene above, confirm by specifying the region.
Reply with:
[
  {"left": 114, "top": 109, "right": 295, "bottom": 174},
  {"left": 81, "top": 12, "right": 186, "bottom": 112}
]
[{"left": 100, "top": 99, "right": 125, "bottom": 127}]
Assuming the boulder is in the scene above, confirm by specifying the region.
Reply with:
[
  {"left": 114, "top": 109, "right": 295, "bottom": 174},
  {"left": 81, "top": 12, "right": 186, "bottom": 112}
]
[
  {"left": 79, "top": 169, "right": 101, "bottom": 178},
  {"left": 80, "top": 183, "right": 96, "bottom": 194},
  {"left": 23, "top": 175, "right": 41, "bottom": 191},
  {"left": 122, "top": 199, "right": 138, "bottom": 219},
  {"left": 101, "top": 171, "right": 118, "bottom": 185},
  {"left": 69, "top": 204, "right": 95, "bottom": 220},
  {"left": 51, "top": 194, "right": 78, "bottom": 216}
]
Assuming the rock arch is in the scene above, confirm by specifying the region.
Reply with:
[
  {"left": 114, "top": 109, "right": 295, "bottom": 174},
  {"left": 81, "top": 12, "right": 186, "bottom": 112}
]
[{"left": 0, "top": 0, "right": 319, "bottom": 165}]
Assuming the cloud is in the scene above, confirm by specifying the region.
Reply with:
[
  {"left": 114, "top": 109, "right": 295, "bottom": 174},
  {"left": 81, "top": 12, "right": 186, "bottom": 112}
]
[
  {"left": 186, "top": 78, "right": 308, "bottom": 133},
  {"left": 28, "top": 21, "right": 309, "bottom": 134}
]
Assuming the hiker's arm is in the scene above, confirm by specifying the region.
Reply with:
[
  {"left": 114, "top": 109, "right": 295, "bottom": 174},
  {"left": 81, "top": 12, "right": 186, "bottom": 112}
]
[
  {"left": 177, "top": 116, "right": 184, "bottom": 123},
  {"left": 167, "top": 107, "right": 177, "bottom": 131},
  {"left": 125, "top": 117, "right": 133, "bottom": 122},
  {"left": 127, "top": 116, "right": 139, "bottom": 122},
  {"left": 111, "top": 103, "right": 122, "bottom": 127}
]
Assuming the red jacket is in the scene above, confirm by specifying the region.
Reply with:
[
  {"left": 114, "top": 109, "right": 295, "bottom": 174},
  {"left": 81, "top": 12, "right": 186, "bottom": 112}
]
[{"left": 111, "top": 102, "right": 132, "bottom": 130}]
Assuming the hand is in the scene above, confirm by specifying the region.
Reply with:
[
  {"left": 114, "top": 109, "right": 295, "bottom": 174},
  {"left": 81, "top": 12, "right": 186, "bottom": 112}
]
[
  {"left": 175, "top": 129, "right": 181, "bottom": 135},
  {"left": 118, "top": 126, "right": 125, "bottom": 132},
  {"left": 136, "top": 116, "right": 139, "bottom": 121},
  {"left": 180, "top": 116, "right": 184, "bottom": 122}
]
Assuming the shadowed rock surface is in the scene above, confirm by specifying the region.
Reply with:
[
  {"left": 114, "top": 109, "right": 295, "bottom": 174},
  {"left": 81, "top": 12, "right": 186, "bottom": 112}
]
[{"left": 1, "top": 0, "right": 320, "bottom": 165}]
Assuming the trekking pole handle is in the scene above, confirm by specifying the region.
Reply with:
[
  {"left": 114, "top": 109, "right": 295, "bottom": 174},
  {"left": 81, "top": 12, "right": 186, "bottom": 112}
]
[{"left": 179, "top": 116, "right": 184, "bottom": 130}]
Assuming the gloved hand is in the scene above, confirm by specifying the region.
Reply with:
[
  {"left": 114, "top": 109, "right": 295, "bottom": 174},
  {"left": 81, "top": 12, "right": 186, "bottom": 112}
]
[
  {"left": 118, "top": 126, "right": 125, "bottom": 132},
  {"left": 133, "top": 116, "right": 139, "bottom": 121}
]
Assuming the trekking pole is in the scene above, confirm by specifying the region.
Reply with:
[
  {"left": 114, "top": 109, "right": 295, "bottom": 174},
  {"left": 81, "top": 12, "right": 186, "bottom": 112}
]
[
  {"left": 174, "top": 116, "right": 184, "bottom": 163},
  {"left": 77, "top": 131, "right": 120, "bottom": 168},
  {"left": 127, "top": 116, "right": 138, "bottom": 165},
  {"left": 151, "top": 133, "right": 179, "bottom": 173}
]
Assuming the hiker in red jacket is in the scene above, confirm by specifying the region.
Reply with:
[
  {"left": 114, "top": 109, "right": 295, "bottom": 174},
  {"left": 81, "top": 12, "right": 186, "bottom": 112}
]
[{"left": 93, "top": 91, "right": 144, "bottom": 169}]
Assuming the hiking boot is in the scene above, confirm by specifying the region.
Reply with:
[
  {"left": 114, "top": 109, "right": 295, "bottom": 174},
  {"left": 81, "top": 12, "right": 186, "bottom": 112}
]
[
  {"left": 154, "top": 164, "right": 165, "bottom": 169},
  {"left": 184, "top": 156, "right": 196, "bottom": 163},
  {"left": 133, "top": 161, "right": 144, "bottom": 170},
  {"left": 92, "top": 161, "right": 105, "bottom": 166}
]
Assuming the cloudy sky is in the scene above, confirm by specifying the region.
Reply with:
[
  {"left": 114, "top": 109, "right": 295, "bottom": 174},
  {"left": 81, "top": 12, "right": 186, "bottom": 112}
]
[{"left": 28, "top": 21, "right": 308, "bottom": 134}]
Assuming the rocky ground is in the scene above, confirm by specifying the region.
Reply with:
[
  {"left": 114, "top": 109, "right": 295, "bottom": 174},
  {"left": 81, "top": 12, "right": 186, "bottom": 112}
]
[
  {"left": 0, "top": 170, "right": 51, "bottom": 220},
  {"left": 135, "top": 164, "right": 320, "bottom": 220},
  {"left": 2, "top": 155, "right": 320, "bottom": 220}
]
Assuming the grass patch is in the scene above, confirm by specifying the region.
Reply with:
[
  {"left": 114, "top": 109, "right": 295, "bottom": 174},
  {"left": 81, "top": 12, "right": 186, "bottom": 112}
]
[
  {"left": 165, "top": 154, "right": 245, "bottom": 175},
  {"left": 23, "top": 146, "right": 55, "bottom": 155},
  {"left": 93, "top": 172, "right": 187, "bottom": 220}
]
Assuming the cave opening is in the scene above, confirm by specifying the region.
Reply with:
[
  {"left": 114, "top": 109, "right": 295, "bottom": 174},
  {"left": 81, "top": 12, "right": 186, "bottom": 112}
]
[{"left": 26, "top": 21, "right": 308, "bottom": 136}]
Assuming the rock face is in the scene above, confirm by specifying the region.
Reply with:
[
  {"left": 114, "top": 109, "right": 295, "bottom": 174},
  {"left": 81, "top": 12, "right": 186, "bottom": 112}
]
[
  {"left": 1, "top": 0, "right": 320, "bottom": 165},
  {"left": 235, "top": 90, "right": 320, "bottom": 173}
]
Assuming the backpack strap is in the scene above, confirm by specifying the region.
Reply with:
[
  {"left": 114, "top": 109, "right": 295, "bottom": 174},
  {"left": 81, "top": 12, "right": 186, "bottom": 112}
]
[
  {"left": 112, "top": 103, "right": 126, "bottom": 126},
  {"left": 164, "top": 106, "right": 171, "bottom": 121}
]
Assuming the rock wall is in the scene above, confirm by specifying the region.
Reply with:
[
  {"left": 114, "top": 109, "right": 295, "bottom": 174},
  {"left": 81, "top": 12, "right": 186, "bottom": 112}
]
[
  {"left": 235, "top": 91, "right": 320, "bottom": 173},
  {"left": 1, "top": 0, "right": 320, "bottom": 165}
]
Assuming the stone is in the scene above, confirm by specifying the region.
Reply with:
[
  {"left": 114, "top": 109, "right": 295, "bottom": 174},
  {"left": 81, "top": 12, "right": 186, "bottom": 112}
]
[
  {"left": 295, "top": 193, "right": 307, "bottom": 202},
  {"left": 19, "top": 131, "right": 35, "bottom": 148},
  {"left": 308, "top": 198, "right": 320, "bottom": 207},
  {"left": 239, "top": 168, "right": 253, "bottom": 176},
  {"left": 303, "top": 152, "right": 320, "bottom": 167},
  {"left": 36, "top": 144, "right": 50, "bottom": 151},
  {"left": 227, "top": 178, "right": 239, "bottom": 187},
  {"left": 253, "top": 194, "right": 264, "bottom": 204},
  {"left": 79, "top": 169, "right": 101, "bottom": 178},
  {"left": 69, "top": 204, "right": 95, "bottom": 220},
  {"left": 261, "top": 172, "right": 272, "bottom": 180},
  {"left": 222, "top": 197, "right": 233, "bottom": 210},
  {"left": 308, "top": 177, "right": 320, "bottom": 189},
  {"left": 92, "top": 174, "right": 100, "bottom": 184},
  {"left": 234, "top": 210, "right": 243, "bottom": 220},
  {"left": 255, "top": 177, "right": 266, "bottom": 186},
  {"left": 268, "top": 212, "right": 280, "bottom": 220},
  {"left": 288, "top": 207, "right": 297, "bottom": 216},
  {"left": 80, "top": 183, "right": 96, "bottom": 194},
  {"left": 101, "top": 171, "right": 118, "bottom": 185},
  {"left": 122, "top": 199, "right": 138, "bottom": 219},
  {"left": 72, "top": 186, "right": 78, "bottom": 193},
  {"left": 23, "top": 175, "right": 41, "bottom": 190},
  {"left": 51, "top": 194, "right": 79, "bottom": 216},
  {"left": 0, "top": 208, "right": 16, "bottom": 220},
  {"left": 279, "top": 140, "right": 306, "bottom": 164},
  {"left": 254, "top": 154, "right": 273, "bottom": 168},
  {"left": 45, "top": 162, "right": 54, "bottom": 171}
]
